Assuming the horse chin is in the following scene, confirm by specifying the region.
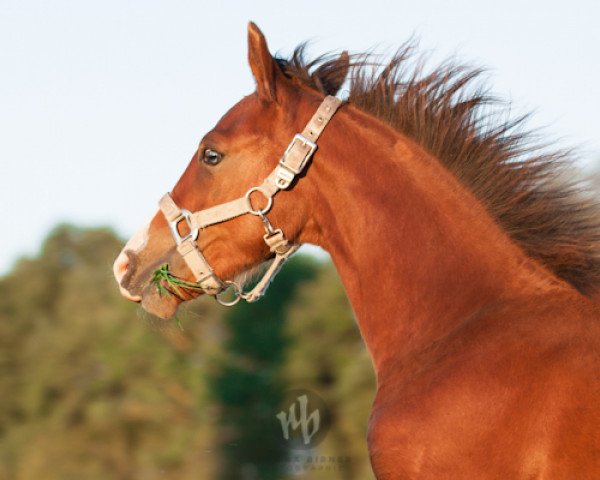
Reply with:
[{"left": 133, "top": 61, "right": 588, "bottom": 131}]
[{"left": 141, "top": 287, "right": 181, "bottom": 320}]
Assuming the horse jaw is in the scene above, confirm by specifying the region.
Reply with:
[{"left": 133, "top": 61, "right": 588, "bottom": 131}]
[{"left": 141, "top": 285, "right": 181, "bottom": 320}]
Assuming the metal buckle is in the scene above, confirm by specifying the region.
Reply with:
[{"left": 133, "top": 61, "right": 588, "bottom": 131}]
[
  {"left": 280, "top": 134, "right": 317, "bottom": 175},
  {"left": 168, "top": 209, "right": 199, "bottom": 245}
]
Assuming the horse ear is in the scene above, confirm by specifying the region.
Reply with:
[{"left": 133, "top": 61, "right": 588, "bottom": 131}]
[
  {"left": 313, "top": 51, "right": 350, "bottom": 95},
  {"left": 247, "top": 22, "right": 279, "bottom": 102}
]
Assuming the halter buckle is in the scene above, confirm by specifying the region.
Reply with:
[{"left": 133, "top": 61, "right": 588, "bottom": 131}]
[
  {"left": 168, "top": 209, "right": 199, "bottom": 246},
  {"left": 276, "top": 134, "right": 317, "bottom": 189}
]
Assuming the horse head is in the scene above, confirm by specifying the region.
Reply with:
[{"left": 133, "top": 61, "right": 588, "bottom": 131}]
[{"left": 113, "top": 23, "right": 348, "bottom": 318}]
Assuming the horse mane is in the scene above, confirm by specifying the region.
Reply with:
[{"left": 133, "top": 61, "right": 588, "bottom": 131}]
[{"left": 275, "top": 43, "right": 600, "bottom": 296}]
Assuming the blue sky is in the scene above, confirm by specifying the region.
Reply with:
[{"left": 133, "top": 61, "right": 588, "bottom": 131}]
[{"left": 1, "top": 0, "right": 599, "bottom": 273}]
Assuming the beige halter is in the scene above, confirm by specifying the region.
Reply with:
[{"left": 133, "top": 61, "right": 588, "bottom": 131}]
[{"left": 158, "top": 95, "right": 343, "bottom": 306}]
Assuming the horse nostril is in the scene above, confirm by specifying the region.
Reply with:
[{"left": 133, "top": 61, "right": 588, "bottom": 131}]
[
  {"left": 113, "top": 251, "right": 130, "bottom": 283},
  {"left": 113, "top": 251, "right": 142, "bottom": 302}
]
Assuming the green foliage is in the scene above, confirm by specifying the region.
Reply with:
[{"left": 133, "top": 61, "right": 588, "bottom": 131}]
[
  {"left": 283, "top": 264, "right": 377, "bottom": 480},
  {"left": 151, "top": 263, "right": 203, "bottom": 299},
  {"left": 209, "top": 256, "right": 320, "bottom": 480},
  {"left": 0, "top": 225, "right": 219, "bottom": 480},
  {"left": 0, "top": 225, "right": 376, "bottom": 480}
]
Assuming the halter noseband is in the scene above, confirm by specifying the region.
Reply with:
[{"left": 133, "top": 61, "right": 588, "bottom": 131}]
[{"left": 158, "top": 95, "right": 343, "bottom": 306}]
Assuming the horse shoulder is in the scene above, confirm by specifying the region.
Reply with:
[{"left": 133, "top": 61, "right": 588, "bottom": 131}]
[{"left": 367, "top": 291, "right": 600, "bottom": 479}]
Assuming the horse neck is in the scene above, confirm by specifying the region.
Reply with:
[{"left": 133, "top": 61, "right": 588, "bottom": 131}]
[{"left": 299, "top": 102, "right": 570, "bottom": 383}]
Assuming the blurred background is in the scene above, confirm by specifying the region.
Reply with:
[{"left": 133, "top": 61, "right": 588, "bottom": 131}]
[{"left": 1, "top": 1, "right": 598, "bottom": 479}]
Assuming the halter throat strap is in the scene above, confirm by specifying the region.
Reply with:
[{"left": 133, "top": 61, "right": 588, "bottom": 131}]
[{"left": 158, "top": 95, "right": 343, "bottom": 305}]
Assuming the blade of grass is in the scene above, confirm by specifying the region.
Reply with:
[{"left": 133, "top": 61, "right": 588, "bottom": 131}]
[{"left": 150, "top": 264, "right": 204, "bottom": 300}]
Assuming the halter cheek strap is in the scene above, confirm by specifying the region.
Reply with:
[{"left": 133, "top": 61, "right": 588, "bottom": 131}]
[{"left": 158, "top": 95, "right": 343, "bottom": 305}]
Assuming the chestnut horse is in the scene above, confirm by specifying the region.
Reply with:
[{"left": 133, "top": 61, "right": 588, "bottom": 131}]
[{"left": 114, "top": 23, "right": 600, "bottom": 478}]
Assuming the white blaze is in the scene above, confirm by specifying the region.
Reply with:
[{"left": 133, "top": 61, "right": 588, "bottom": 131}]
[{"left": 113, "top": 210, "right": 158, "bottom": 300}]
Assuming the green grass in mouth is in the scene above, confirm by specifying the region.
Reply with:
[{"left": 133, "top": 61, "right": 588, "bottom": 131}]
[{"left": 150, "top": 264, "right": 203, "bottom": 298}]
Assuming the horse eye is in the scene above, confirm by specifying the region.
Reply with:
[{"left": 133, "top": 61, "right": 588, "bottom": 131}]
[{"left": 201, "top": 148, "right": 223, "bottom": 165}]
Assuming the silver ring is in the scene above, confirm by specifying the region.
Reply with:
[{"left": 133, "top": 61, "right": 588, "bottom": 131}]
[
  {"left": 245, "top": 187, "right": 273, "bottom": 216},
  {"left": 214, "top": 281, "right": 242, "bottom": 307}
]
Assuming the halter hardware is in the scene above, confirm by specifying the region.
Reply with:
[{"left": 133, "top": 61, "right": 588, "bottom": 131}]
[
  {"left": 168, "top": 209, "right": 199, "bottom": 245},
  {"left": 158, "top": 96, "right": 343, "bottom": 306},
  {"left": 275, "top": 134, "right": 317, "bottom": 189},
  {"left": 215, "top": 281, "right": 244, "bottom": 307},
  {"left": 245, "top": 186, "right": 274, "bottom": 216}
]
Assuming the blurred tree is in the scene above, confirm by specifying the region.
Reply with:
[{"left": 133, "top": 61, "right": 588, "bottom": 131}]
[
  {"left": 209, "top": 256, "right": 320, "bottom": 480},
  {"left": 0, "top": 225, "right": 376, "bottom": 480},
  {"left": 0, "top": 225, "right": 220, "bottom": 480},
  {"left": 282, "top": 263, "right": 377, "bottom": 480}
]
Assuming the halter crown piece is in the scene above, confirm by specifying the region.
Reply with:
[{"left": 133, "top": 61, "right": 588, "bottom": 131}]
[{"left": 158, "top": 95, "right": 343, "bottom": 306}]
